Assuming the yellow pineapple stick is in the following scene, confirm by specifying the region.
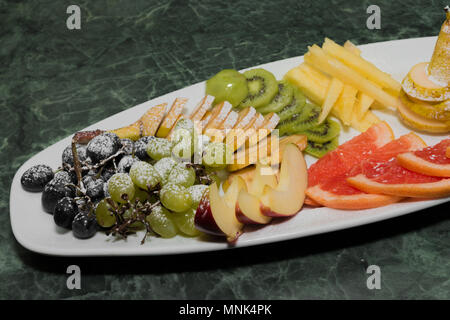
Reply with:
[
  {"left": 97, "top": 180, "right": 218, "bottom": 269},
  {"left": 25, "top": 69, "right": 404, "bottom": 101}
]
[
  {"left": 319, "top": 78, "right": 344, "bottom": 124},
  {"left": 322, "top": 38, "right": 401, "bottom": 93},
  {"left": 305, "top": 45, "right": 399, "bottom": 108}
]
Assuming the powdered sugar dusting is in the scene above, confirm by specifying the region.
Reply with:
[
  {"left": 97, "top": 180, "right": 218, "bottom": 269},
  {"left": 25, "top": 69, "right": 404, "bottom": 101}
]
[
  {"left": 222, "top": 111, "right": 238, "bottom": 129},
  {"left": 188, "top": 184, "right": 208, "bottom": 205},
  {"left": 234, "top": 107, "right": 256, "bottom": 129},
  {"left": 87, "top": 134, "right": 119, "bottom": 162},
  {"left": 154, "top": 157, "right": 177, "bottom": 181}
]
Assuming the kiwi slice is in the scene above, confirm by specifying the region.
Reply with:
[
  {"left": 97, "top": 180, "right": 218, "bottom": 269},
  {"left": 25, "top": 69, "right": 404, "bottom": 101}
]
[
  {"left": 305, "top": 137, "right": 339, "bottom": 158},
  {"left": 238, "top": 68, "right": 278, "bottom": 109},
  {"left": 276, "top": 103, "right": 320, "bottom": 136},
  {"left": 301, "top": 118, "right": 341, "bottom": 143},
  {"left": 277, "top": 89, "right": 307, "bottom": 121},
  {"left": 258, "top": 80, "right": 294, "bottom": 114},
  {"left": 277, "top": 114, "right": 301, "bottom": 136},
  {"left": 289, "top": 103, "right": 321, "bottom": 133}
]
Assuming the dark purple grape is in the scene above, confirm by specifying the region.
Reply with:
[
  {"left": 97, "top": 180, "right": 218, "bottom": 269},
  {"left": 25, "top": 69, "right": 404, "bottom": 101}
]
[
  {"left": 103, "top": 180, "right": 111, "bottom": 198},
  {"left": 103, "top": 132, "right": 121, "bottom": 149},
  {"left": 134, "top": 136, "right": 153, "bottom": 160},
  {"left": 86, "top": 134, "right": 120, "bottom": 163},
  {"left": 85, "top": 178, "right": 104, "bottom": 200},
  {"left": 72, "top": 213, "right": 97, "bottom": 239},
  {"left": 62, "top": 145, "right": 87, "bottom": 166},
  {"left": 120, "top": 139, "right": 134, "bottom": 155},
  {"left": 53, "top": 170, "right": 73, "bottom": 184},
  {"left": 21, "top": 164, "right": 54, "bottom": 192},
  {"left": 41, "top": 178, "right": 75, "bottom": 213},
  {"left": 100, "top": 164, "right": 116, "bottom": 182},
  {"left": 117, "top": 155, "right": 138, "bottom": 173},
  {"left": 53, "top": 197, "right": 78, "bottom": 229}
]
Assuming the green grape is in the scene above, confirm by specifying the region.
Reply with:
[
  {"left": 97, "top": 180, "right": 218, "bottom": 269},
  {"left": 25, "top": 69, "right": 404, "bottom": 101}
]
[
  {"left": 167, "top": 163, "right": 196, "bottom": 188},
  {"left": 129, "top": 161, "right": 160, "bottom": 191},
  {"left": 172, "top": 208, "right": 201, "bottom": 237},
  {"left": 122, "top": 207, "right": 145, "bottom": 229},
  {"left": 146, "top": 137, "right": 173, "bottom": 161},
  {"left": 172, "top": 119, "right": 194, "bottom": 135},
  {"left": 146, "top": 205, "right": 178, "bottom": 238},
  {"left": 202, "top": 142, "right": 232, "bottom": 169},
  {"left": 95, "top": 199, "right": 116, "bottom": 228},
  {"left": 206, "top": 69, "right": 249, "bottom": 108},
  {"left": 171, "top": 128, "right": 194, "bottom": 160},
  {"left": 153, "top": 157, "right": 177, "bottom": 184},
  {"left": 160, "top": 183, "right": 192, "bottom": 213},
  {"left": 108, "top": 173, "right": 135, "bottom": 203},
  {"left": 187, "top": 184, "right": 208, "bottom": 209},
  {"left": 132, "top": 187, "right": 151, "bottom": 203}
]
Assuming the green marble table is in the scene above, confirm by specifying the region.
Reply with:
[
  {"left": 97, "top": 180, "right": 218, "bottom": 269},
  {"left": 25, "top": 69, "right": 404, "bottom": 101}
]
[{"left": 1, "top": 0, "right": 449, "bottom": 299}]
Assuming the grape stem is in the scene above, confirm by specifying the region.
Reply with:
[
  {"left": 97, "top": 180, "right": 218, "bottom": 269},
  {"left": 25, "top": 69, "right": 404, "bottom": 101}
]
[
  {"left": 185, "top": 163, "right": 213, "bottom": 185},
  {"left": 105, "top": 194, "right": 162, "bottom": 245},
  {"left": 71, "top": 137, "right": 83, "bottom": 190}
]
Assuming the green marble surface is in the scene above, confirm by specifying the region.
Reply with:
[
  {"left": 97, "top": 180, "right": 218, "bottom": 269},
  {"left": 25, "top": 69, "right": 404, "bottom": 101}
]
[{"left": 1, "top": 0, "right": 449, "bottom": 299}]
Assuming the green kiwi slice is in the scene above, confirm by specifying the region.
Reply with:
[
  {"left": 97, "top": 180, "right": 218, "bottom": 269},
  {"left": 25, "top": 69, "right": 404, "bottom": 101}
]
[
  {"left": 289, "top": 103, "right": 321, "bottom": 132},
  {"left": 305, "top": 137, "right": 339, "bottom": 158},
  {"left": 258, "top": 80, "right": 294, "bottom": 114},
  {"left": 277, "top": 114, "right": 301, "bottom": 136},
  {"left": 277, "top": 89, "right": 307, "bottom": 121},
  {"left": 276, "top": 103, "right": 320, "bottom": 136},
  {"left": 238, "top": 68, "right": 278, "bottom": 109},
  {"left": 301, "top": 118, "right": 341, "bottom": 143}
]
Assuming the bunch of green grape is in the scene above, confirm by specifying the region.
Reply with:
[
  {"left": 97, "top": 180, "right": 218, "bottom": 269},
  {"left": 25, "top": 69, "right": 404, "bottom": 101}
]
[{"left": 96, "top": 121, "right": 227, "bottom": 239}]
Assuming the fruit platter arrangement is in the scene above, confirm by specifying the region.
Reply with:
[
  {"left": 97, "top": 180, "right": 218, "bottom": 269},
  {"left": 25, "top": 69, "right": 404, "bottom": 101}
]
[{"left": 12, "top": 8, "right": 450, "bottom": 254}]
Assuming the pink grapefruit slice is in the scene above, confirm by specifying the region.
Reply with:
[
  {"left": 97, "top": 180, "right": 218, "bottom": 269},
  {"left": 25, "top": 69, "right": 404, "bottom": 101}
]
[
  {"left": 348, "top": 172, "right": 450, "bottom": 198},
  {"left": 306, "top": 133, "right": 427, "bottom": 209},
  {"left": 397, "top": 139, "right": 450, "bottom": 177},
  {"left": 347, "top": 158, "right": 450, "bottom": 198},
  {"left": 308, "top": 122, "right": 394, "bottom": 187},
  {"left": 306, "top": 184, "right": 402, "bottom": 210}
]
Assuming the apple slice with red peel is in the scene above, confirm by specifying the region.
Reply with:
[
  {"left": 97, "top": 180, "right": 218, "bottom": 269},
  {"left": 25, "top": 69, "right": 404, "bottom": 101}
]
[
  {"left": 235, "top": 163, "right": 277, "bottom": 224},
  {"left": 260, "top": 143, "right": 308, "bottom": 217},
  {"left": 194, "top": 177, "right": 245, "bottom": 242}
]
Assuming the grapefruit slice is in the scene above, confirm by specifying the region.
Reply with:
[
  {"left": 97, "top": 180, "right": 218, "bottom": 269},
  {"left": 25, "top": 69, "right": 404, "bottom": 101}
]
[
  {"left": 308, "top": 121, "right": 394, "bottom": 187},
  {"left": 306, "top": 184, "right": 402, "bottom": 210},
  {"left": 397, "top": 139, "right": 450, "bottom": 177},
  {"left": 306, "top": 133, "right": 426, "bottom": 209},
  {"left": 348, "top": 172, "right": 450, "bottom": 198},
  {"left": 304, "top": 197, "right": 321, "bottom": 207}
]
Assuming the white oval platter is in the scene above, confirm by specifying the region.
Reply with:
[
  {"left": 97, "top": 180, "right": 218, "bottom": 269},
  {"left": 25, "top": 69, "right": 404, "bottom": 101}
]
[{"left": 10, "top": 36, "right": 450, "bottom": 256}]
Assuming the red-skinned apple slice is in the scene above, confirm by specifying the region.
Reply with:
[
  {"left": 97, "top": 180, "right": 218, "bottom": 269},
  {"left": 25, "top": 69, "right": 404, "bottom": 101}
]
[
  {"left": 194, "top": 177, "right": 245, "bottom": 242},
  {"left": 235, "top": 163, "right": 277, "bottom": 224},
  {"left": 260, "top": 143, "right": 308, "bottom": 217}
]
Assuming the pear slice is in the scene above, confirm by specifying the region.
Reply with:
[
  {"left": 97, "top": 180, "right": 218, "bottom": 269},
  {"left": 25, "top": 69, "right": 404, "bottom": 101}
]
[
  {"left": 397, "top": 97, "right": 449, "bottom": 133},
  {"left": 402, "top": 62, "right": 449, "bottom": 102},
  {"left": 110, "top": 103, "right": 167, "bottom": 140},
  {"left": 156, "top": 98, "right": 187, "bottom": 138},
  {"left": 400, "top": 91, "right": 450, "bottom": 122},
  {"left": 428, "top": 7, "right": 450, "bottom": 85}
]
